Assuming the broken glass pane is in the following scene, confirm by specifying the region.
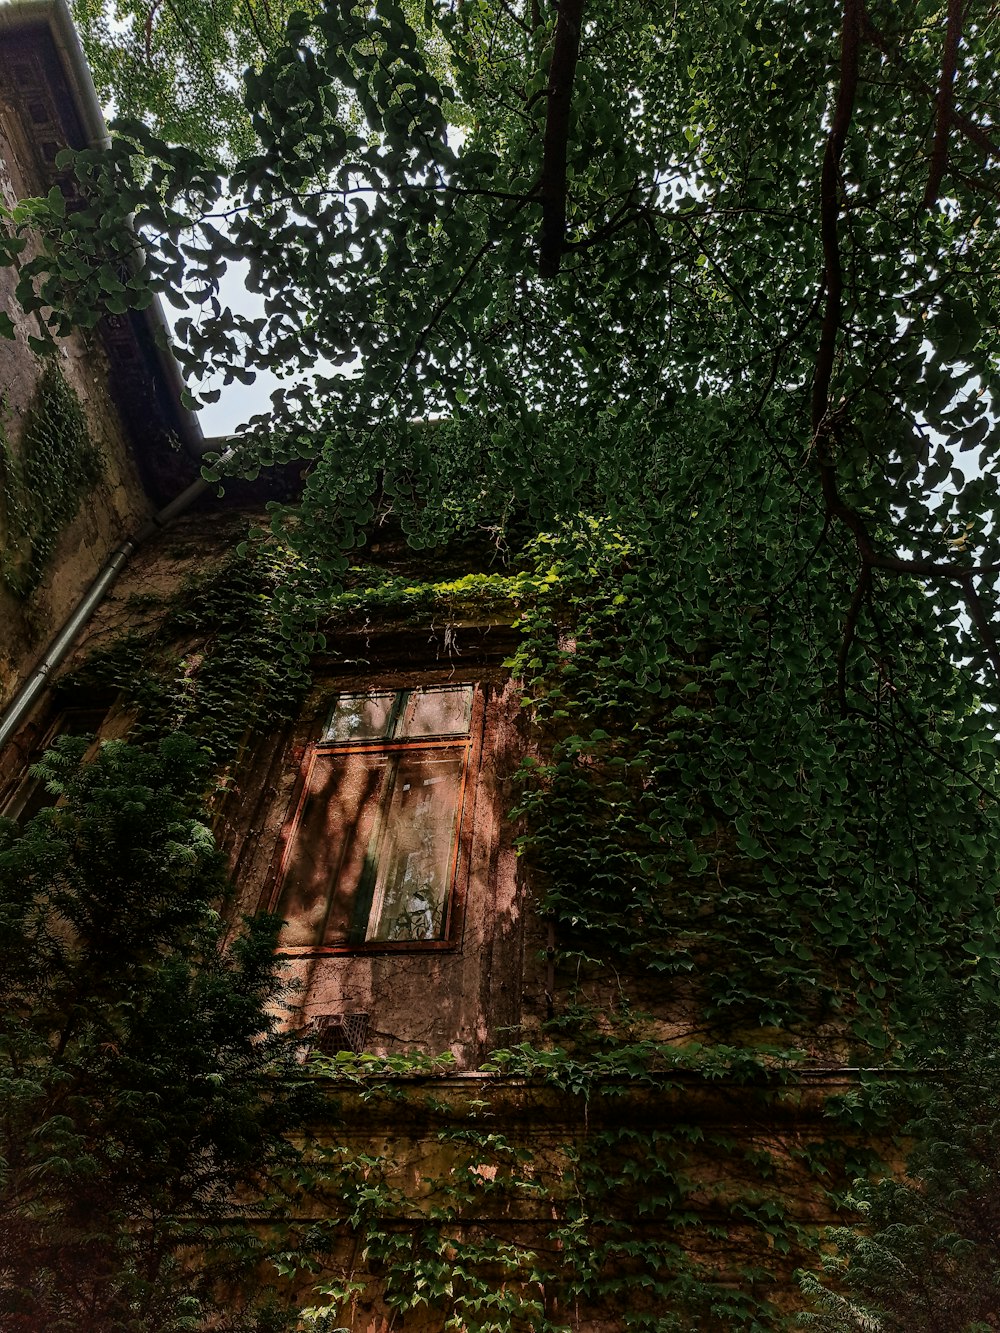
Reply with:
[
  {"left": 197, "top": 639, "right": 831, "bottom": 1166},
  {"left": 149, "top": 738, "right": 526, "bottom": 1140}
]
[
  {"left": 277, "top": 748, "right": 466, "bottom": 948},
  {"left": 279, "top": 684, "right": 476, "bottom": 950},
  {"left": 365, "top": 750, "right": 466, "bottom": 941},
  {"left": 277, "top": 751, "right": 390, "bottom": 946}
]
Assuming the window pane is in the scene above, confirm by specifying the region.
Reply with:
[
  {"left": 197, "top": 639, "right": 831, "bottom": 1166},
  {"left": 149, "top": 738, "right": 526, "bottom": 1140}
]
[
  {"left": 397, "top": 686, "right": 473, "bottom": 739},
  {"left": 1, "top": 709, "right": 106, "bottom": 824},
  {"left": 321, "top": 692, "right": 397, "bottom": 743},
  {"left": 277, "top": 751, "right": 390, "bottom": 946},
  {"left": 277, "top": 746, "right": 467, "bottom": 948},
  {"left": 365, "top": 750, "right": 466, "bottom": 942}
]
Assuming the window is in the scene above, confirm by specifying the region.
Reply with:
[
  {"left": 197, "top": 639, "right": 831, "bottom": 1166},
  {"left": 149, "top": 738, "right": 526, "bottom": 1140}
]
[
  {"left": 273, "top": 683, "right": 480, "bottom": 952},
  {"left": 0, "top": 708, "right": 106, "bottom": 823}
]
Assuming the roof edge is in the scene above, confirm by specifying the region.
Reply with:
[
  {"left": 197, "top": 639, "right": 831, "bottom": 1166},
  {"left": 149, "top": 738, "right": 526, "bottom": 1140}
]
[{"left": 0, "top": 0, "right": 205, "bottom": 463}]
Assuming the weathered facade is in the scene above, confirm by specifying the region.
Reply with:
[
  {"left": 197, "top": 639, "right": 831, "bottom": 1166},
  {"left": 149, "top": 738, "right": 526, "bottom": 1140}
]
[
  {"left": 0, "top": 0, "right": 204, "bottom": 708},
  {"left": 0, "top": 7, "right": 890, "bottom": 1331},
  {"left": 15, "top": 505, "right": 864, "bottom": 1326}
]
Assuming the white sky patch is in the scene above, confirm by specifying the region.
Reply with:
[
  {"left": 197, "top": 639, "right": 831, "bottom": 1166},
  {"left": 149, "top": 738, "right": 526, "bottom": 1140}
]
[
  {"left": 164, "top": 252, "right": 343, "bottom": 438},
  {"left": 180, "top": 258, "right": 285, "bottom": 435}
]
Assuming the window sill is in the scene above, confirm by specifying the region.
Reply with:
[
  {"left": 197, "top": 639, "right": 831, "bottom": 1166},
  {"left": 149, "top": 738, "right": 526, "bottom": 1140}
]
[{"left": 276, "top": 938, "right": 460, "bottom": 957}]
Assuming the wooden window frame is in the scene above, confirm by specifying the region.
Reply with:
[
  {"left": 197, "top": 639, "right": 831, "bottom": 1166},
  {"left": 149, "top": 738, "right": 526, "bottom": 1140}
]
[{"left": 266, "top": 673, "right": 492, "bottom": 957}]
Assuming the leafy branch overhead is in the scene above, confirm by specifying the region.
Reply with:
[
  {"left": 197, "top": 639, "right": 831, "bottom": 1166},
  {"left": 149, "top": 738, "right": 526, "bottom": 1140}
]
[{"left": 3, "top": 1, "right": 999, "bottom": 708}]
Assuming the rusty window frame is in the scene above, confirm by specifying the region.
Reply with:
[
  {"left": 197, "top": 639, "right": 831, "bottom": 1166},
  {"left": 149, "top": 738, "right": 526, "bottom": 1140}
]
[{"left": 270, "top": 680, "right": 487, "bottom": 956}]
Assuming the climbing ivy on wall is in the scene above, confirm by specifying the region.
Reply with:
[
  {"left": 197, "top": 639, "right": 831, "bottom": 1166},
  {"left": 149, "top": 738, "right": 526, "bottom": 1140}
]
[
  {"left": 267, "top": 514, "right": 996, "bottom": 1330},
  {"left": 4, "top": 0, "right": 1000, "bottom": 1320},
  {"left": 66, "top": 541, "right": 316, "bottom": 767},
  {"left": 0, "top": 361, "right": 103, "bottom": 596},
  {"left": 272, "top": 1047, "right": 888, "bottom": 1333},
  {"left": 283, "top": 1066, "right": 831, "bottom": 1333},
  {"left": 64, "top": 536, "right": 535, "bottom": 768},
  {"left": 53, "top": 503, "right": 1000, "bottom": 1329},
  {"left": 505, "top": 522, "right": 1000, "bottom": 1055}
]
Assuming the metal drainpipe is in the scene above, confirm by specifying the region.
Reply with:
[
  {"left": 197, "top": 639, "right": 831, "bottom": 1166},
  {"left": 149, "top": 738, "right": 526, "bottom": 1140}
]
[{"left": 0, "top": 454, "right": 235, "bottom": 753}]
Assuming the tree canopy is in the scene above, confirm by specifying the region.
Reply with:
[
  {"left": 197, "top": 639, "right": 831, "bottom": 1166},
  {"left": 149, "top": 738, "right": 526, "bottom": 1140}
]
[
  {"left": 6, "top": 0, "right": 999, "bottom": 683},
  {"left": 68, "top": 0, "right": 308, "bottom": 160},
  {"left": 69, "top": 0, "right": 455, "bottom": 159}
]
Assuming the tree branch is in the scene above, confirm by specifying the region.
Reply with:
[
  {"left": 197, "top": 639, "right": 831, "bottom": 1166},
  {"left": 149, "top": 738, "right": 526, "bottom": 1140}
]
[
  {"left": 538, "top": 0, "right": 585, "bottom": 277},
  {"left": 960, "top": 573, "right": 1000, "bottom": 684},
  {"left": 819, "top": 456, "right": 1000, "bottom": 581},
  {"left": 837, "top": 563, "right": 871, "bottom": 717},
  {"left": 563, "top": 190, "right": 641, "bottom": 255},
  {"left": 811, "top": 0, "right": 862, "bottom": 437},
  {"left": 497, "top": 0, "right": 534, "bottom": 36},
  {"left": 923, "top": 0, "right": 965, "bottom": 209},
  {"left": 862, "top": 4, "right": 998, "bottom": 161},
  {"left": 143, "top": 0, "right": 164, "bottom": 65},
  {"left": 241, "top": 0, "right": 270, "bottom": 57}
]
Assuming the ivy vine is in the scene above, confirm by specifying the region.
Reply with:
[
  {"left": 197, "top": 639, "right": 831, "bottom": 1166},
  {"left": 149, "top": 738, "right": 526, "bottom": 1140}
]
[
  {"left": 64, "top": 541, "right": 318, "bottom": 768},
  {"left": 0, "top": 360, "right": 103, "bottom": 596},
  {"left": 52, "top": 518, "right": 981, "bottom": 1328}
]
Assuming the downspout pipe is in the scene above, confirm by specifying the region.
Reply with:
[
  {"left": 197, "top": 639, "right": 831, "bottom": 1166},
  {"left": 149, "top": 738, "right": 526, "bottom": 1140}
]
[{"left": 0, "top": 454, "right": 234, "bottom": 753}]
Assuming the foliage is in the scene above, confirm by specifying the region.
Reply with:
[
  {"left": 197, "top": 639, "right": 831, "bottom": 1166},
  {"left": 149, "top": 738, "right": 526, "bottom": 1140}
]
[
  {"left": 287, "top": 1055, "right": 821, "bottom": 1333},
  {"left": 0, "top": 734, "right": 312, "bottom": 1332},
  {"left": 70, "top": 0, "right": 456, "bottom": 162},
  {"left": 797, "top": 1003, "right": 1000, "bottom": 1332},
  {"left": 66, "top": 541, "right": 319, "bottom": 767},
  {"left": 60, "top": 536, "right": 535, "bottom": 768},
  {"left": 3, "top": 2, "right": 1000, "bottom": 1326},
  {"left": 506, "top": 520, "right": 1000, "bottom": 1051},
  {"left": 58, "top": 525, "right": 997, "bottom": 1329},
  {"left": 281, "top": 1037, "right": 891, "bottom": 1333},
  {"left": 69, "top": 0, "right": 323, "bottom": 161},
  {"left": 3, "top": 0, "right": 1000, "bottom": 701},
  {"left": 0, "top": 360, "right": 103, "bottom": 596},
  {"left": 72, "top": 470, "right": 1000, "bottom": 1063}
]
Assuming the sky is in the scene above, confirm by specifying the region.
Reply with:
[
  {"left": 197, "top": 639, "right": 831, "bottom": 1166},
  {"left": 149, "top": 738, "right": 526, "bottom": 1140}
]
[{"left": 176, "top": 260, "right": 284, "bottom": 440}]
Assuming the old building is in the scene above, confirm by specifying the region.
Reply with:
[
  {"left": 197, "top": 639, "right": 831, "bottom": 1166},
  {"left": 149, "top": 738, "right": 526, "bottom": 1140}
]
[
  {"left": 0, "top": 0, "right": 205, "bottom": 721},
  {"left": 0, "top": 6, "right": 920, "bottom": 1331}
]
